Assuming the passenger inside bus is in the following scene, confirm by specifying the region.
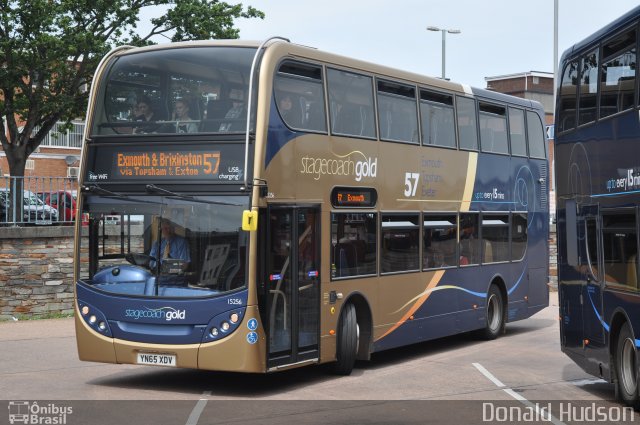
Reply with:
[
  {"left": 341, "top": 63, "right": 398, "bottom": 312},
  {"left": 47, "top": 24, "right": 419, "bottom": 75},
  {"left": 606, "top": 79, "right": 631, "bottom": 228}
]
[
  {"left": 172, "top": 99, "right": 199, "bottom": 133},
  {"left": 278, "top": 93, "right": 304, "bottom": 128},
  {"left": 217, "top": 88, "right": 246, "bottom": 132}
]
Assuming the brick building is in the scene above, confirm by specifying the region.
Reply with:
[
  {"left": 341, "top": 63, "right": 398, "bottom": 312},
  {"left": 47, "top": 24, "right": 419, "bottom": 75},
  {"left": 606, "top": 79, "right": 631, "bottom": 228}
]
[{"left": 1, "top": 121, "right": 83, "bottom": 191}]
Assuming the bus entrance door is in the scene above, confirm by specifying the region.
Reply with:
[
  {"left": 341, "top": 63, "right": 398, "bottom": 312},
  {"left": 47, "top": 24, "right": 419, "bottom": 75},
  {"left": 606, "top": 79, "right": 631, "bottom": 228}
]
[{"left": 266, "top": 206, "right": 320, "bottom": 369}]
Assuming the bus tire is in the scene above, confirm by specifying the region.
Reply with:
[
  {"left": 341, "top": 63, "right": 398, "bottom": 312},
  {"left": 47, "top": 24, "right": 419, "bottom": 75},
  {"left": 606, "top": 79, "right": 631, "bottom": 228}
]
[
  {"left": 615, "top": 322, "right": 640, "bottom": 409},
  {"left": 480, "top": 285, "right": 505, "bottom": 340},
  {"left": 333, "top": 303, "right": 358, "bottom": 375}
]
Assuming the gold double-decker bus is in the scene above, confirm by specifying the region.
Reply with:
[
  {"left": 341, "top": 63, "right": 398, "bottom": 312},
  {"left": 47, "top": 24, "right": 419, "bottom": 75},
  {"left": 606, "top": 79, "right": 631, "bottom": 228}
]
[{"left": 75, "top": 38, "right": 549, "bottom": 374}]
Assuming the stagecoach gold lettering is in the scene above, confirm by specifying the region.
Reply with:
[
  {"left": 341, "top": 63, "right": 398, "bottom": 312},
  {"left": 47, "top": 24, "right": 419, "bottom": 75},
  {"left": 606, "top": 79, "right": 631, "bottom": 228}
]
[
  {"left": 115, "top": 151, "right": 221, "bottom": 179},
  {"left": 300, "top": 154, "right": 377, "bottom": 182}
]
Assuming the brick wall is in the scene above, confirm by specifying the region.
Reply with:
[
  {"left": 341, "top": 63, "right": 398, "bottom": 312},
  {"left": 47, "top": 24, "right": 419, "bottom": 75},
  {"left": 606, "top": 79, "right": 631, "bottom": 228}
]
[{"left": 0, "top": 227, "right": 76, "bottom": 320}]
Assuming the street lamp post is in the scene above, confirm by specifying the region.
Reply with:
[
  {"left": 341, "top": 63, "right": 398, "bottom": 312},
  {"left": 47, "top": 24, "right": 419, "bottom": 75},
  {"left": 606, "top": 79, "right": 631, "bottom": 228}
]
[{"left": 427, "top": 26, "right": 461, "bottom": 79}]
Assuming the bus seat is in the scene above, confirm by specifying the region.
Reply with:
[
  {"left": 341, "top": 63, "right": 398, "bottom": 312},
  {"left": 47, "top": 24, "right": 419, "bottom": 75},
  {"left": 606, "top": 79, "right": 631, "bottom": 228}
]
[
  {"left": 334, "top": 242, "right": 357, "bottom": 276},
  {"left": 334, "top": 104, "right": 362, "bottom": 135},
  {"left": 627, "top": 254, "right": 638, "bottom": 289},
  {"left": 198, "top": 244, "right": 230, "bottom": 287},
  {"left": 305, "top": 101, "right": 325, "bottom": 131},
  {"left": 483, "top": 240, "right": 493, "bottom": 263},
  {"left": 202, "top": 99, "right": 233, "bottom": 131}
]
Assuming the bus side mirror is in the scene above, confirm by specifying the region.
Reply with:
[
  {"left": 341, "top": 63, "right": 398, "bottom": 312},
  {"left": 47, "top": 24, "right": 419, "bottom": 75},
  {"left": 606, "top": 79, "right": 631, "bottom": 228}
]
[{"left": 242, "top": 210, "right": 258, "bottom": 231}]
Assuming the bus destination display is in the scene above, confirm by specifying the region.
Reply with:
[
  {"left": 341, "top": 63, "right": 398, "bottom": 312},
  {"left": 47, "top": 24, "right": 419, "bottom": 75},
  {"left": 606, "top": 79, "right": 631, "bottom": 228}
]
[
  {"left": 331, "top": 187, "right": 377, "bottom": 208},
  {"left": 85, "top": 144, "right": 246, "bottom": 183}
]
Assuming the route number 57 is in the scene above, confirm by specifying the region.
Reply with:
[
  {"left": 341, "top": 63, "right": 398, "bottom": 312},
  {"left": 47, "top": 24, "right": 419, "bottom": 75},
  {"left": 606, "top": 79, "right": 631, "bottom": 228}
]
[{"left": 404, "top": 172, "right": 420, "bottom": 197}]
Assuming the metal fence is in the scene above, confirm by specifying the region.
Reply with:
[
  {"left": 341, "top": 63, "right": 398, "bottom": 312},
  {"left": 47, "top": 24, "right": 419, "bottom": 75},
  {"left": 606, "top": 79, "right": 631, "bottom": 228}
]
[
  {"left": 33, "top": 121, "right": 85, "bottom": 149},
  {"left": 0, "top": 176, "right": 79, "bottom": 226}
]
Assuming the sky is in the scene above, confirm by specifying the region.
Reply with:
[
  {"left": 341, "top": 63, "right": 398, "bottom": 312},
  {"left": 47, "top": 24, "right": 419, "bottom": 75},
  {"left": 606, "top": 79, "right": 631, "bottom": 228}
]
[{"left": 220, "top": 0, "right": 640, "bottom": 88}]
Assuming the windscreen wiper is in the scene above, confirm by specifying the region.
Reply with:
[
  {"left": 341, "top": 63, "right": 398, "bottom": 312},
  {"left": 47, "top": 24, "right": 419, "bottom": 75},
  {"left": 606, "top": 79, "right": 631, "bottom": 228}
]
[
  {"left": 83, "top": 184, "right": 128, "bottom": 199},
  {"left": 145, "top": 184, "right": 194, "bottom": 199},
  {"left": 145, "top": 184, "right": 242, "bottom": 206}
]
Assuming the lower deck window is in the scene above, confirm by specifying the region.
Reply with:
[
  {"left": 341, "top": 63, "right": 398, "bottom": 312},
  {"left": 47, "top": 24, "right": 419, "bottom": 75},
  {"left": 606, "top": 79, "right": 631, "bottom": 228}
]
[
  {"left": 331, "top": 213, "right": 377, "bottom": 278},
  {"left": 481, "top": 214, "right": 510, "bottom": 263},
  {"left": 381, "top": 214, "right": 420, "bottom": 273},
  {"left": 423, "top": 214, "right": 457, "bottom": 269}
]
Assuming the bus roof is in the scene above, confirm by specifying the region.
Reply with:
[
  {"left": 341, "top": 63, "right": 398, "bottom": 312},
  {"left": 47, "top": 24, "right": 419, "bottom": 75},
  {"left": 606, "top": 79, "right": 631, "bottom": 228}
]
[
  {"left": 560, "top": 5, "right": 640, "bottom": 62},
  {"left": 112, "top": 39, "right": 541, "bottom": 111}
]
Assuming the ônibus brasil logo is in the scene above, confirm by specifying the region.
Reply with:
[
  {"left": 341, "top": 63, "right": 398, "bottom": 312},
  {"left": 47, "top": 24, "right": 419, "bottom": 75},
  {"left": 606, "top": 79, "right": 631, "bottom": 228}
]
[{"left": 125, "top": 306, "right": 186, "bottom": 322}]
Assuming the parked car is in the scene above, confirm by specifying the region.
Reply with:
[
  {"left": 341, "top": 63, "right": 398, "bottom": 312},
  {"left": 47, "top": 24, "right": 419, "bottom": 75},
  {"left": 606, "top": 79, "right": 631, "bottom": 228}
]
[
  {"left": 37, "top": 190, "right": 76, "bottom": 221},
  {"left": 0, "top": 189, "right": 58, "bottom": 225}
]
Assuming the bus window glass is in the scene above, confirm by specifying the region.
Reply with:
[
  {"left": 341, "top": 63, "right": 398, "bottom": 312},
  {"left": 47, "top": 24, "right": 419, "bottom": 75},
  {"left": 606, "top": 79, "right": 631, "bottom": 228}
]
[
  {"left": 600, "top": 29, "right": 637, "bottom": 119},
  {"left": 526, "top": 111, "right": 546, "bottom": 159},
  {"left": 327, "top": 69, "right": 376, "bottom": 138},
  {"left": 274, "top": 61, "right": 327, "bottom": 132},
  {"left": 423, "top": 214, "right": 457, "bottom": 269},
  {"left": 456, "top": 96, "right": 478, "bottom": 150},
  {"left": 420, "top": 90, "right": 456, "bottom": 148},
  {"left": 558, "top": 60, "right": 578, "bottom": 132},
  {"left": 602, "top": 212, "right": 638, "bottom": 289},
  {"left": 377, "top": 80, "right": 419, "bottom": 143},
  {"left": 481, "top": 214, "right": 510, "bottom": 263},
  {"left": 78, "top": 195, "right": 249, "bottom": 298},
  {"left": 331, "top": 212, "right": 377, "bottom": 278},
  {"left": 380, "top": 214, "right": 420, "bottom": 273},
  {"left": 459, "top": 213, "right": 480, "bottom": 265},
  {"left": 479, "top": 102, "right": 509, "bottom": 154},
  {"left": 578, "top": 50, "right": 598, "bottom": 125},
  {"left": 511, "top": 213, "right": 528, "bottom": 261},
  {"left": 91, "top": 47, "right": 257, "bottom": 136},
  {"left": 509, "top": 108, "right": 527, "bottom": 156}
]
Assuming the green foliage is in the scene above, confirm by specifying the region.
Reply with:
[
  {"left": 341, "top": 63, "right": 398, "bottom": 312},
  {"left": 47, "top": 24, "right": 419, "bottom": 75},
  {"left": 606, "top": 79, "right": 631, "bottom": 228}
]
[{"left": 0, "top": 0, "right": 264, "bottom": 176}]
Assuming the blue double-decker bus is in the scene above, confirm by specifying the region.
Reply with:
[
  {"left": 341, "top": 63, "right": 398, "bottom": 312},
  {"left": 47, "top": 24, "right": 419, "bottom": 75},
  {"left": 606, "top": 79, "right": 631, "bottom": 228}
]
[{"left": 556, "top": 5, "right": 640, "bottom": 408}]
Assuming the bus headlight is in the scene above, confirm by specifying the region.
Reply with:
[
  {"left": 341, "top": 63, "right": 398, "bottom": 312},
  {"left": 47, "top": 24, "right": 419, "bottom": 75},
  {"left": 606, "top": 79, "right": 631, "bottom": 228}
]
[
  {"left": 230, "top": 313, "right": 239, "bottom": 324},
  {"left": 210, "top": 328, "right": 219, "bottom": 337},
  {"left": 77, "top": 301, "right": 113, "bottom": 337},
  {"left": 221, "top": 321, "right": 230, "bottom": 332}
]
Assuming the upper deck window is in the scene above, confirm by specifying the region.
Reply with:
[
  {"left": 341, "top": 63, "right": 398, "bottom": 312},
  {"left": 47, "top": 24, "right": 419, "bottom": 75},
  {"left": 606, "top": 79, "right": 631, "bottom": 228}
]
[
  {"left": 456, "top": 96, "right": 478, "bottom": 151},
  {"left": 600, "top": 28, "right": 637, "bottom": 119},
  {"left": 526, "top": 111, "right": 546, "bottom": 159},
  {"left": 377, "top": 80, "right": 419, "bottom": 143},
  {"left": 91, "top": 47, "right": 257, "bottom": 137},
  {"left": 479, "top": 102, "right": 508, "bottom": 155},
  {"left": 420, "top": 90, "right": 456, "bottom": 148},
  {"left": 578, "top": 50, "right": 598, "bottom": 126},
  {"left": 327, "top": 69, "right": 376, "bottom": 139},
  {"left": 558, "top": 60, "right": 579, "bottom": 133},
  {"left": 274, "top": 61, "right": 327, "bottom": 132},
  {"left": 508, "top": 108, "right": 527, "bottom": 157}
]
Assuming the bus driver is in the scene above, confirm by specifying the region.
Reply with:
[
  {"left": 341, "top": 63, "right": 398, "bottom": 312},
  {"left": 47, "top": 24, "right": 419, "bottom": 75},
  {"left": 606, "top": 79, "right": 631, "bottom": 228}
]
[{"left": 149, "top": 218, "right": 191, "bottom": 271}]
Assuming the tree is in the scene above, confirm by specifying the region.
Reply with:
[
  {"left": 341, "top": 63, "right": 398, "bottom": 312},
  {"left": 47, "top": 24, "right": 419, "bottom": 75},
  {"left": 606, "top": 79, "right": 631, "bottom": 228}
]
[{"left": 0, "top": 0, "right": 263, "bottom": 215}]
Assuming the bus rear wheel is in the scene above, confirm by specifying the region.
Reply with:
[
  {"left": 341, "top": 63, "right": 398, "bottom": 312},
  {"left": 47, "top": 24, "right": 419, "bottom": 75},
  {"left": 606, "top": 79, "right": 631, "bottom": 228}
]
[
  {"left": 480, "top": 285, "right": 505, "bottom": 340},
  {"left": 333, "top": 302, "right": 358, "bottom": 375},
  {"left": 615, "top": 322, "right": 640, "bottom": 409}
]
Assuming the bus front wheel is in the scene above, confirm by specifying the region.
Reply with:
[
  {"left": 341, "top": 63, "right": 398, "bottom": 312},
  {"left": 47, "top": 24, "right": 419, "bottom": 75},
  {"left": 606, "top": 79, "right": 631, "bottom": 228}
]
[
  {"left": 333, "top": 303, "right": 358, "bottom": 375},
  {"left": 480, "top": 285, "right": 505, "bottom": 340},
  {"left": 615, "top": 322, "right": 640, "bottom": 409}
]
